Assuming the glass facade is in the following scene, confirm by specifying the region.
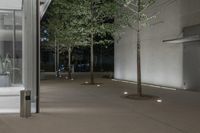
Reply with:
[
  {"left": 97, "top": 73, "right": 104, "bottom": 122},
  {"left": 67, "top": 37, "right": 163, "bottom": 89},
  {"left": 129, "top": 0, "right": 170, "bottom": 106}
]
[
  {"left": 0, "top": 0, "right": 40, "bottom": 113},
  {"left": 0, "top": 10, "right": 23, "bottom": 113},
  {"left": 0, "top": 0, "right": 48, "bottom": 113},
  {"left": 0, "top": 10, "right": 23, "bottom": 87}
]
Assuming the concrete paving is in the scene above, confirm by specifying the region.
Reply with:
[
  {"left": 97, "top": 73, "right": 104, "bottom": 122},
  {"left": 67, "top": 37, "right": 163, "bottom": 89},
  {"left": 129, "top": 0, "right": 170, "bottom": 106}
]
[{"left": 0, "top": 75, "right": 200, "bottom": 133}]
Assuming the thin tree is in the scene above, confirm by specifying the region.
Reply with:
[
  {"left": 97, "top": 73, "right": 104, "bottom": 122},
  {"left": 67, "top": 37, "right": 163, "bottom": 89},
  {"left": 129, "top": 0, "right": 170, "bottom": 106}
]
[
  {"left": 58, "top": 29, "right": 86, "bottom": 80},
  {"left": 41, "top": 0, "right": 66, "bottom": 75},
  {"left": 59, "top": 0, "right": 89, "bottom": 79},
  {"left": 75, "top": 0, "right": 116, "bottom": 84},
  {"left": 115, "top": 0, "right": 157, "bottom": 96},
  {"left": 43, "top": 0, "right": 86, "bottom": 79}
]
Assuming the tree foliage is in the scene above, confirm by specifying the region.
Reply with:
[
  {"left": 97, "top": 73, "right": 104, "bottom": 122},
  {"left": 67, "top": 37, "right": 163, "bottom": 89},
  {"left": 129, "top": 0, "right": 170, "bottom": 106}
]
[{"left": 114, "top": 0, "right": 157, "bottom": 31}]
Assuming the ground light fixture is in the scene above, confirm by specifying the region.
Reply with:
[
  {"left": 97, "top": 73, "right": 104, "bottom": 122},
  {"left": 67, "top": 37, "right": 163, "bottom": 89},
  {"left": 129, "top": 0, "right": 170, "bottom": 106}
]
[
  {"left": 123, "top": 91, "right": 128, "bottom": 95},
  {"left": 97, "top": 84, "right": 101, "bottom": 87},
  {"left": 156, "top": 99, "right": 162, "bottom": 103}
]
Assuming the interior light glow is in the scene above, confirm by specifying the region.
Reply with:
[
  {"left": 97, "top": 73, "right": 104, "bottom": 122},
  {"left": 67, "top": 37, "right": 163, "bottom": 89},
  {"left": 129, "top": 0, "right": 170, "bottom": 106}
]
[{"left": 0, "top": 0, "right": 23, "bottom": 10}]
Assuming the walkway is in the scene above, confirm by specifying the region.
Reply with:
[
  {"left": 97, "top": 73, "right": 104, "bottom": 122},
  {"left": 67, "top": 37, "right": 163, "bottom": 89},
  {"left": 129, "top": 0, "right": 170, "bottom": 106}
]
[{"left": 0, "top": 76, "right": 200, "bottom": 133}]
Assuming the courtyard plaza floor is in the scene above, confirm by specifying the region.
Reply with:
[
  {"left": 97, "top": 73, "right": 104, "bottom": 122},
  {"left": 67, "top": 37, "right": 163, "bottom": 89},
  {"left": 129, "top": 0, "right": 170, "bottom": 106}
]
[{"left": 0, "top": 74, "right": 200, "bottom": 133}]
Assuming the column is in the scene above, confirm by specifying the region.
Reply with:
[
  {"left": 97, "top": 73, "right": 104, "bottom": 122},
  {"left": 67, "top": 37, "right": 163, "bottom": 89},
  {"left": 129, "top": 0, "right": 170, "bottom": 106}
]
[{"left": 23, "top": 0, "right": 40, "bottom": 113}]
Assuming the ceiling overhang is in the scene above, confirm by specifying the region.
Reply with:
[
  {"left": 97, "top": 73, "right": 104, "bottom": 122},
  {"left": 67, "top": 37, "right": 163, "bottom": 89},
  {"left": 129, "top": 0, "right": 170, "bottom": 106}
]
[{"left": 40, "top": 0, "right": 52, "bottom": 20}]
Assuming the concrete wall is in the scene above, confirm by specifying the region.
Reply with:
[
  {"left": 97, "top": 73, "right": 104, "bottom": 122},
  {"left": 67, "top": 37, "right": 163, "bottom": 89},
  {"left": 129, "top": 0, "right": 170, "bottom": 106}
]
[
  {"left": 183, "top": 25, "right": 200, "bottom": 91},
  {"left": 114, "top": 0, "right": 200, "bottom": 89}
]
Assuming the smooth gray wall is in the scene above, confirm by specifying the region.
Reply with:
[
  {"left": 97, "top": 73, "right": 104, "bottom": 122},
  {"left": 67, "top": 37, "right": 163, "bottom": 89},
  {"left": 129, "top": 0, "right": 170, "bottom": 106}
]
[
  {"left": 115, "top": 0, "right": 200, "bottom": 89},
  {"left": 183, "top": 25, "right": 200, "bottom": 91},
  {"left": 183, "top": 42, "right": 200, "bottom": 91}
]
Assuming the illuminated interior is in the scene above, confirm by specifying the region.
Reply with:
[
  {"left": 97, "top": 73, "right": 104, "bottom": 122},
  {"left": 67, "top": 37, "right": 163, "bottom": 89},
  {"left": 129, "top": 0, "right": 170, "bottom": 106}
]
[{"left": 0, "top": 0, "right": 51, "bottom": 113}]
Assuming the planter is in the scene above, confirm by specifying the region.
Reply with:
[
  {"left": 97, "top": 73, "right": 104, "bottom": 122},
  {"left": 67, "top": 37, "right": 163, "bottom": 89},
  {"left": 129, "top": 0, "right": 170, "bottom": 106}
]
[{"left": 0, "top": 74, "right": 11, "bottom": 87}]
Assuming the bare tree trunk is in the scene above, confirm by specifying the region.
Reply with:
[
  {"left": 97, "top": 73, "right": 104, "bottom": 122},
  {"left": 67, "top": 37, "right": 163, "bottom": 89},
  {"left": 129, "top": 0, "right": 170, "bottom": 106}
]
[
  {"left": 137, "top": 30, "right": 142, "bottom": 96},
  {"left": 54, "top": 36, "right": 57, "bottom": 73},
  {"left": 100, "top": 45, "right": 103, "bottom": 72},
  {"left": 90, "top": 33, "right": 94, "bottom": 84},
  {"left": 56, "top": 43, "right": 60, "bottom": 77},
  {"left": 137, "top": 0, "right": 142, "bottom": 96},
  {"left": 57, "top": 44, "right": 60, "bottom": 69},
  {"left": 90, "top": 0, "right": 95, "bottom": 84},
  {"left": 68, "top": 47, "right": 72, "bottom": 79}
]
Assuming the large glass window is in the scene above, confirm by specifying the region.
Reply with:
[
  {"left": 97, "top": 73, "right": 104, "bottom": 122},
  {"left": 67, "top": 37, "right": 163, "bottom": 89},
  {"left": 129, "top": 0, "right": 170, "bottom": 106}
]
[
  {"left": 0, "top": 10, "right": 22, "bottom": 87},
  {"left": 0, "top": 10, "right": 23, "bottom": 113}
]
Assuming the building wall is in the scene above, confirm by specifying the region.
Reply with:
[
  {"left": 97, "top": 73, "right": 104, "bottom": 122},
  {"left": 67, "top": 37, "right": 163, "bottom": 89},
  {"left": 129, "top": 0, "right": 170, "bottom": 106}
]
[
  {"left": 114, "top": 0, "right": 200, "bottom": 89},
  {"left": 183, "top": 25, "right": 200, "bottom": 91}
]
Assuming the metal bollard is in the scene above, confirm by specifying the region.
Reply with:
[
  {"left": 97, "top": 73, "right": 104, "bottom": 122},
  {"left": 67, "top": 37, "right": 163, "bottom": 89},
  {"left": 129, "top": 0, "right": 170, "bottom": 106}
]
[{"left": 20, "top": 90, "right": 31, "bottom": 118}]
